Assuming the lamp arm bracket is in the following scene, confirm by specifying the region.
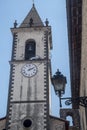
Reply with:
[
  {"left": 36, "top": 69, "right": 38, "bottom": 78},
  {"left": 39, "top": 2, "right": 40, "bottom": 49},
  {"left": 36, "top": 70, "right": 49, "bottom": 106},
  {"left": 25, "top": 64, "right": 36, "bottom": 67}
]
[{"left": 61, "top": 96, "right": 87, "bottom": 107}]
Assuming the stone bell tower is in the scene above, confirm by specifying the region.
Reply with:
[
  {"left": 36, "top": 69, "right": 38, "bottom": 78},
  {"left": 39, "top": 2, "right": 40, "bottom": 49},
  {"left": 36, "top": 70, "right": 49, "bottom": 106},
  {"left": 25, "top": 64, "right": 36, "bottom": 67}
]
[{"left": 6, "top": 4, "right": 52, "bottom": 130}]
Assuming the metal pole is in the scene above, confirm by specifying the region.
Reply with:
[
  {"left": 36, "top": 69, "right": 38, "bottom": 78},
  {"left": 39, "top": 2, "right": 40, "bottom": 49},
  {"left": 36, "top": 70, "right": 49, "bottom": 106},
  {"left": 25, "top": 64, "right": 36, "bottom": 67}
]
[{"left": 59, "top": 91, "right": 62, "bottom": 107}]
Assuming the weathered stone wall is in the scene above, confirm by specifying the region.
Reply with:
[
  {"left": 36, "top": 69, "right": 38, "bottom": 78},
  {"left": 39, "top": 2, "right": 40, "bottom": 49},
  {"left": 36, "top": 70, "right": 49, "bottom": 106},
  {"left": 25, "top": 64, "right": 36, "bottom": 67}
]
[
  {"left": 69, "top": 126, "right": 79, "bottom": 130},
  {"left": 11, "top": 27, "right": 51, "bottom": 60},
  {"left": 0, "top": 118, "right": 6, "bottom": 130},
  {"left": 6, "top": 25, "right": 52, "bottom": 130},
  {"left": 80, "top": 0, "right": 87, "bottom": 130},
  {"left": 49, "top": 116, "right": 66, "bottom": 130}
]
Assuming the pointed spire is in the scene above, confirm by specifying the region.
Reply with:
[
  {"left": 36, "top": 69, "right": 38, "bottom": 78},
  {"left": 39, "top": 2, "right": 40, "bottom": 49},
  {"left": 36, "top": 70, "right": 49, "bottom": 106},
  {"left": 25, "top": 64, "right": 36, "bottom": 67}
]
[{"left": 20, "top": 5, "right": 44, "bottom": 28}]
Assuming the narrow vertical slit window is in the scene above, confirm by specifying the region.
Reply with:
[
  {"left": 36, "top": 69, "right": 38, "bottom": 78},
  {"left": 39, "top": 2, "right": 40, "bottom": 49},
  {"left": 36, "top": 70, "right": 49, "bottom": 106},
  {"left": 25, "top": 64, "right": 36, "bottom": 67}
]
[{"left": 25, "top": 40, "right": 36, "bottom": 60}]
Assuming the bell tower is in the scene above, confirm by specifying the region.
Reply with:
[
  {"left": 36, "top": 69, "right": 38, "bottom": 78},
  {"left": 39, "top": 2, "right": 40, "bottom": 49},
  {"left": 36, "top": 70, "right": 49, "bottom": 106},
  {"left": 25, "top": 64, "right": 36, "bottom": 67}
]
[{"left": 6, "top": 4, "right": 52, "bottom": 130}]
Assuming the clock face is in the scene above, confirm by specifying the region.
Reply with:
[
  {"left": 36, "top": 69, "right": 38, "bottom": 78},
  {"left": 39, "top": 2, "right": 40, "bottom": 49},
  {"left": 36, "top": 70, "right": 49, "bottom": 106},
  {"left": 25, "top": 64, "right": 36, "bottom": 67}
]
[{"left": 21, "top": 64, "right": 37, "bottom": 77}]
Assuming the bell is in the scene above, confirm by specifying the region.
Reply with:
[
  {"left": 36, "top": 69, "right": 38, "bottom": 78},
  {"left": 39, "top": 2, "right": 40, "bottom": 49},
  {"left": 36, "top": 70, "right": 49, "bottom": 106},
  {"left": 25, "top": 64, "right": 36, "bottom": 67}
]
[{"left": 28, "top": 45, "right": 32, "bottom": 51}]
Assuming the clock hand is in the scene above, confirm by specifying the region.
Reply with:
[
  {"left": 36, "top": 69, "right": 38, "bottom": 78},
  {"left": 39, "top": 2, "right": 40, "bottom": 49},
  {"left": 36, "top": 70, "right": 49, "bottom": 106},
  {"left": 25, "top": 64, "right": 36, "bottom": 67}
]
[{"left": 28, "top": 67, "right": 35, "bottom": 71}]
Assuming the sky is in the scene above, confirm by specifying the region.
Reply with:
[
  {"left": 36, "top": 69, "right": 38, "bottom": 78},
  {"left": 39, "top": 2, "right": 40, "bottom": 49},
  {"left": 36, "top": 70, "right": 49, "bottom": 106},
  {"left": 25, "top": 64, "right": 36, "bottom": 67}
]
[{"left": 0, "top": 0, "right": 70, "bottom": 118}]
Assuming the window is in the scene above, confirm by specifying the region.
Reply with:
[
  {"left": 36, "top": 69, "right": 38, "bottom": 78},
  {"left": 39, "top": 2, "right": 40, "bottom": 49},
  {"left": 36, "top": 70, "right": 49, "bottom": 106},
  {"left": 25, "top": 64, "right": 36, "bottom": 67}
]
[
  {"left": 23, "top": 119, "right": 32, "bottom": 128},
  {"left": 25, "top": 40, "right": 36, "bottom": 60}
]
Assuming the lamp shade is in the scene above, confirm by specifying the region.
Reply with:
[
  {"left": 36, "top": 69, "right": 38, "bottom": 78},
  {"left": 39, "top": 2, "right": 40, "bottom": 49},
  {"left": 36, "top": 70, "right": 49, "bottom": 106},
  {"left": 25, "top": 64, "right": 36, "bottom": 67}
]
[{"left": 51, "top": 70, "right": 67, "bottom": 95}]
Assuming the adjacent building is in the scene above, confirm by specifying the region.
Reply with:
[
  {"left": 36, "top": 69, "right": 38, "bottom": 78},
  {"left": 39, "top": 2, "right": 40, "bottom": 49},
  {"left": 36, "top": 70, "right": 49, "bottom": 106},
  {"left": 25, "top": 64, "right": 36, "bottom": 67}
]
[{"left": 66, "top": 0, "right": 87, "bottom": 130}]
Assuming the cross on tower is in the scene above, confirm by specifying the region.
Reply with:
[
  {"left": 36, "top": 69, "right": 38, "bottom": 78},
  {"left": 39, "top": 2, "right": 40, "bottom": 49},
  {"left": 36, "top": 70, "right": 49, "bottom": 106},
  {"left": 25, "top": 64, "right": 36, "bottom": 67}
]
[
  {"left": 32, "top": 0, "right": 35, "bottom": 6},
  {"left": 32, "top": 0, "right": 34, "bottom": 4}
]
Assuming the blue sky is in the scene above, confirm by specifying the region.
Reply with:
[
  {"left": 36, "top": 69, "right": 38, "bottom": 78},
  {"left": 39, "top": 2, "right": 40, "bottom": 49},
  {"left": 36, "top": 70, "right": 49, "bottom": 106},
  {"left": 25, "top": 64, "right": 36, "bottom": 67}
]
[{"left": 0, "top": 0, "right": 70, "bottom": 118}]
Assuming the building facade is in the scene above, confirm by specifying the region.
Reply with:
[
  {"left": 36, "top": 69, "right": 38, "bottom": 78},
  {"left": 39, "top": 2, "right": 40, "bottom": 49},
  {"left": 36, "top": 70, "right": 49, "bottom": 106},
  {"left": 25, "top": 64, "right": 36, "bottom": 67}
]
[
  {"left": 80, "top": 0, "right": 87, "bottom": 129},
  {"left": 66, "top": 0, "right": 87, "bottom": 130},
  {"left": 66, "top": 0, "right": 82, "bottom": 109},
  {"left": 60, "top": 0, "right": 82, "bottom": 129}
]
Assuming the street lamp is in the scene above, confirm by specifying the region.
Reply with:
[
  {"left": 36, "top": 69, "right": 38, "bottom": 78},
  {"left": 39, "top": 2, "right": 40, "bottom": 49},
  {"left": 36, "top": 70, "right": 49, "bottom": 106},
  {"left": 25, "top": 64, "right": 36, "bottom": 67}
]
[
  {"left": 51, "top": 69, "right": 67, "bottom": 107},
  {"left": 52, "top": 69, "right": 87, "bottom": 108}
]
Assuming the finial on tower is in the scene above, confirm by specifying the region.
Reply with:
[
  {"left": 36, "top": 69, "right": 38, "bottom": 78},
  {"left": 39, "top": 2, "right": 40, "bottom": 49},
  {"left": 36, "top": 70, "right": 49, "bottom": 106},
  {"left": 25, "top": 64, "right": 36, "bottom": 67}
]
[
  {"left": 14, "top": 20, "right": 18, "bottom": 28},
  {"left": 32, "top": 0, "right": 35, "bottom": 7}
]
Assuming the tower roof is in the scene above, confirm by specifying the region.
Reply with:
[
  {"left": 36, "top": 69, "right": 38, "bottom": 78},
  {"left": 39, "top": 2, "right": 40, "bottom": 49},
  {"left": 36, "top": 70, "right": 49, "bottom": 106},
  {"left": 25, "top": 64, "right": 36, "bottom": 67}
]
[{"left": 20, "top": 4, "right": 44, "bottom": 28}]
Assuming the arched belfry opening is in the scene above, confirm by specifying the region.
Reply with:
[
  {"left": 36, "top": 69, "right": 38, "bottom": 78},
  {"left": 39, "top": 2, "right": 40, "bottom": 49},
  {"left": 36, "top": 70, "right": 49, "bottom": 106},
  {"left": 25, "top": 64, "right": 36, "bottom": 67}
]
[
  {"left": 66, "top": 116, "right": 73, "bottom": 126},
  {"left": 66, "top": 113, "right": 74, "bottom": 126},
  {"left": 25, "top": 39, "right": 36, "bottom": 60},
  {"left": 60, "top": 109, "right": 80, "bottom": 128}
]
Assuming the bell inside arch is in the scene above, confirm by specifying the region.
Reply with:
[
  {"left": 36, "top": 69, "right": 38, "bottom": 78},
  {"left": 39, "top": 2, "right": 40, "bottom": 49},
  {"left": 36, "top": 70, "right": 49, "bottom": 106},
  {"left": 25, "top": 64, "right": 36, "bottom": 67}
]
[{"left": 28, "top": 45, "right": 32, "bottom": 51}]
